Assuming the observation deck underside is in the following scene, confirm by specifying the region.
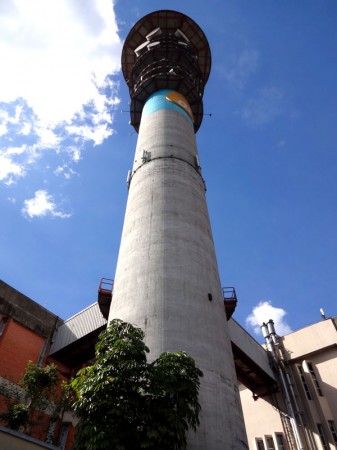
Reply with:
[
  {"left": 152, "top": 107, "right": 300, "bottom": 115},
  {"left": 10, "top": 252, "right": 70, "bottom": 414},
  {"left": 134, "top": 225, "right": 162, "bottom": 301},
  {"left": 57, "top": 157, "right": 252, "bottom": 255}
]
[{"left": 122, "top": 10, "right": 211, "bottom": 132}]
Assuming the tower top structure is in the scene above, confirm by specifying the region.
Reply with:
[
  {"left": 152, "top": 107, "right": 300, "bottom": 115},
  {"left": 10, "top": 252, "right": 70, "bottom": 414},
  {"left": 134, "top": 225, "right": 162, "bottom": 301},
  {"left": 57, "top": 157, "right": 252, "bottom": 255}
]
[{"left": 121, "top": 10, "right": 211, "bottom": 133}]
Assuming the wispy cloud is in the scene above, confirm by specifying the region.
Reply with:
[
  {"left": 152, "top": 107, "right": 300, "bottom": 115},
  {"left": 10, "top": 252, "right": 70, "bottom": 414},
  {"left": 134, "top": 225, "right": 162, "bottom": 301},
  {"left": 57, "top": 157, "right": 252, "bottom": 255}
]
[
  {"left": 219, "top": 46, "right": 289, "bottom": 128},
  {"left": 22, "top": 190, "right": 71, "bottom": 219},
  {"left": 246, "top": 300, "right": 292, "bottom": 337},
  {"left": 54, "top": 165, "right": 77, "bottom": 180},
  {"left": 222, "top": 49, "right": 259, "bottom": 90},
  {"left": 0, "top": 0, "right": 121, "bottom": 189},
  {"left": 240, "top": 86, "right": 285, "bottom": 126}
]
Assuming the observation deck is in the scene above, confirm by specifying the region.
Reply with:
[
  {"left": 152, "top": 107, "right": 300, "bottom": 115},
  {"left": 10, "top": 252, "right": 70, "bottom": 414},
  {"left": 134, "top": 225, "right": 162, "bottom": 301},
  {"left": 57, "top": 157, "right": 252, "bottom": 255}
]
[{"left": 121, "top": 10, "right": 211, "bottom": 133}]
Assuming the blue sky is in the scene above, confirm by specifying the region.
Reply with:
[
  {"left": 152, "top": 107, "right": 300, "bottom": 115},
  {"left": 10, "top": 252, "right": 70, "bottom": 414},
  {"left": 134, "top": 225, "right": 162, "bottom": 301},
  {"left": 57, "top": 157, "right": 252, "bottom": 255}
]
[{"left": 1, "top": 0, "right": 337, "bottom": 339}]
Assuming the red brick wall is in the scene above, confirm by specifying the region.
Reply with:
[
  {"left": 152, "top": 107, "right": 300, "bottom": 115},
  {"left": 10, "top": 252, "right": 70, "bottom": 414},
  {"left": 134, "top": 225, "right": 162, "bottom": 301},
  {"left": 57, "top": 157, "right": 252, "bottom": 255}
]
[
  {"left": 0, "top": 318, "right": 45, "bottom": 382},
  {"left": 0, "top": 317, "right": 78, "bottom": 449}
]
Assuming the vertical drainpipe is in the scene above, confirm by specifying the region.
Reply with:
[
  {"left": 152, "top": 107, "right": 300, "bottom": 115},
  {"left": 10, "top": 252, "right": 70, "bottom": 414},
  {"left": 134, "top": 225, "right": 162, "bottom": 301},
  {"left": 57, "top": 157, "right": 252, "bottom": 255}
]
[
  {"left": 37, "top": 315, "right": 59, "bottom": 367},
  {"left": 261, "top": 321, "right": 305, "bottom": 450}
]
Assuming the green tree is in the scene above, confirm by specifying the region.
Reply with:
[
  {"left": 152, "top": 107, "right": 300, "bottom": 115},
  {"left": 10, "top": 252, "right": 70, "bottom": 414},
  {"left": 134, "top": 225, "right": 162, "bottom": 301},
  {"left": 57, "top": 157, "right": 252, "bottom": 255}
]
[
  {"left": 0, "top": 361, "right": 72, "bottom": 437},
  {"left": 144, "top": 352, "right": 202, "bottom": 449},
  {"left": 72, "top": 319, "right": 203, "bottom": 450},
  {"left": 20, "top": 361, "right": 58, "bottom": 413}
]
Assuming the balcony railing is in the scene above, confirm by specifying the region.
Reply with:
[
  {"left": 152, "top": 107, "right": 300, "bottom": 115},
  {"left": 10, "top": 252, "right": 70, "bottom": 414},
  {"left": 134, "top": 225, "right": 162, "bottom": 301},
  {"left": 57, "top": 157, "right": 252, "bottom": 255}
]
[
  {"left": 222, "top": 287, "right": 237, "bottom": 320},
  {"left": 98, "top": 278, "right": 114, "bottom": 320}
]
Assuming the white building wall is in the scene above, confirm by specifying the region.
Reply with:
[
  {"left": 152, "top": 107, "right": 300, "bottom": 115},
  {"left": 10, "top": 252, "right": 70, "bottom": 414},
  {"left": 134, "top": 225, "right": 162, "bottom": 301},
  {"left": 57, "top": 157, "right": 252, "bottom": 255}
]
[{"left": 239, "top": 383, "right": 286, "bottom": 450}]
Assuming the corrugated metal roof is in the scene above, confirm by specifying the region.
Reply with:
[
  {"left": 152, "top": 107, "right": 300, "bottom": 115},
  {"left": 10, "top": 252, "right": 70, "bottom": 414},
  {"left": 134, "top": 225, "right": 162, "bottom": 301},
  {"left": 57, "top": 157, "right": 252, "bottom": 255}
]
[{"left": 50, "top": 302, "right": 106, "bottom": 354}]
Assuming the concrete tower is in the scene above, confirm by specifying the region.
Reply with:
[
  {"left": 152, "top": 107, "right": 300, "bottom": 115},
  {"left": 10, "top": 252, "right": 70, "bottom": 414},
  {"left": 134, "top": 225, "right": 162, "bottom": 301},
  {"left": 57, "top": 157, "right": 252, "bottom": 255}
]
[{"left": 108, "top": 10, "right": 248, "bottom": 449}]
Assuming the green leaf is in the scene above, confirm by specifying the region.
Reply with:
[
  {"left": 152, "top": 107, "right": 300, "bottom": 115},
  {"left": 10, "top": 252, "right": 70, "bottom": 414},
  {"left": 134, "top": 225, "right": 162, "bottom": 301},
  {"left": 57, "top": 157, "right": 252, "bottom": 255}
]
[{"left": 72, "top": 319, "right": 202, "bottom": 450}]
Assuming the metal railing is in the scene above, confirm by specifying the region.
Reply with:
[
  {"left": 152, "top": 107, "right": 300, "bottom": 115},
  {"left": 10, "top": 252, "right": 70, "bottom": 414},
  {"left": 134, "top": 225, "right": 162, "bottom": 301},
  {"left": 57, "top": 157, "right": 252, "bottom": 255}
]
[
  {"left": 98, "top": 278, "right": 114, "bottom": 296},
  {"left": 222, "top": 287, "right": 237, "bottom": 301}
]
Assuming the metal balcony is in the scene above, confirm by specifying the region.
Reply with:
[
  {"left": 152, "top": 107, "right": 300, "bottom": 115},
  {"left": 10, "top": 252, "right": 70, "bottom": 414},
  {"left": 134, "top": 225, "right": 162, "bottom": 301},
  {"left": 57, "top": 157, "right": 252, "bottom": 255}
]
[
  {"left": 98, "top": 278, "right": 113, "bottom": 320},
  {"left": 223, "top": 286, "right": 238, "bottom": 320}
]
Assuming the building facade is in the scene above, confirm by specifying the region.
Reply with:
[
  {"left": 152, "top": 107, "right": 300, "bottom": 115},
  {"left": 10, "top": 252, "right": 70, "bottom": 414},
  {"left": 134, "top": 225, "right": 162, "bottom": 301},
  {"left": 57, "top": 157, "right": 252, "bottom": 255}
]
[
  {"left": 240, "top": 318, "right": 337, "bottom": 450},
  {"left": 0, "top": 280, "right": 81, "bottom": 450},
  {"left": 1, "top": 278, "right": 336, "bottom": 450}
]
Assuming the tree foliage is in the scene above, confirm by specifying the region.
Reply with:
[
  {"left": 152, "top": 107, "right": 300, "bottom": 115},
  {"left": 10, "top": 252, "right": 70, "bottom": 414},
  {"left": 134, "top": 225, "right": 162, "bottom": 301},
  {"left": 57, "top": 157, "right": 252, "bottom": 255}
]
[
  {"left": 20, "top": 361, "right": 58, "bottom": 411},
  {"left": 0, "top": 361, "right": 71, "bottom": 435},
  {"left": 72, "top": 319, "right": 203, "bottom": 450}
]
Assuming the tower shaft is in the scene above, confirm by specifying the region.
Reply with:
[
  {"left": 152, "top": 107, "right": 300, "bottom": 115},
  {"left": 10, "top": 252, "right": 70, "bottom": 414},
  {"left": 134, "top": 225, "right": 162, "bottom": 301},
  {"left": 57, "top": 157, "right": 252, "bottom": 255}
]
[{"left": 108, "top": 89, "right": 248, "bottom": 449}]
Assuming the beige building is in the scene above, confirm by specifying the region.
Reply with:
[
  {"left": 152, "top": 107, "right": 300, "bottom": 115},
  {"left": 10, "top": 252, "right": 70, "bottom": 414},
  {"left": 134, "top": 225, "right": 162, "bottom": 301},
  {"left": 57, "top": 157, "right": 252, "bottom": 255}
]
[{"left": 240, "top": 317, "right": 337, "bottom": 450}]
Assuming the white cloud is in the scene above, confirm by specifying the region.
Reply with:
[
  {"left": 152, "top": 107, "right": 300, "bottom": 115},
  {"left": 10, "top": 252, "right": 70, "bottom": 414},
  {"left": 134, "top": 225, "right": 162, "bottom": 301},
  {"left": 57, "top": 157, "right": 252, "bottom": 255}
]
[
  {"left": 0, "top": 153, "right": 26, "bottom": 185},
  {"left": 0, "top": 0, "right": 122, "bottom": 189},
  {"left": 54, "top": 165, "right": 77, "bottom": 179},
  {"left": 65, "top": 122, "right": 112, "bottom": 146},
  {"left": 22, "top": 190, "right": 71, "bottom": 219},
  {"left": 246, "top": 300, "right": 292, "bottom": 337},
  {"left": 0, "top": 0, "right": 121, "bottom": 125}
]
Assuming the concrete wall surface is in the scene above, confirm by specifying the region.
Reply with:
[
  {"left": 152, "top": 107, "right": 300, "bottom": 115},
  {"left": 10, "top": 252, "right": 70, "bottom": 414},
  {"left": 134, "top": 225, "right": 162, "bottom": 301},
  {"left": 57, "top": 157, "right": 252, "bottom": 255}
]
[
  {"left": 0, "top": 280, "right": 60, "bottom": 337},
  {"left": 228, "top": 319, "right": 275, "bottom": 381},
  {"left": 0, "top": 426, "right": 60, "bottom": 450},
  {"left": 239, "top": 384, "right": 285, "bottom": 448},
  {"left": 282, "top": 318, "right": 337, "bottom": 360},
  {"left": 109, "top": 98, "right": 248, "bottom": 450}
]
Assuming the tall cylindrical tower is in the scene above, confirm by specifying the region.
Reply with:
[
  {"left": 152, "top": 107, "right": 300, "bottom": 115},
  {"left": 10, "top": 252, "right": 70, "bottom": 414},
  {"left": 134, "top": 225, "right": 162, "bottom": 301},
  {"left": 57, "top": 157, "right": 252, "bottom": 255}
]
[{"left": 109, "top": 10, "right": 248, "bottom": 449}]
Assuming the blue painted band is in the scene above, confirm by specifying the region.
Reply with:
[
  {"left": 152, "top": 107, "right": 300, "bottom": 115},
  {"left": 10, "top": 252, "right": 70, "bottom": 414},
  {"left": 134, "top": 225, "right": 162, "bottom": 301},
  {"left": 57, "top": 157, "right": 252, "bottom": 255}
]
[{"left": 142, "top": 89, "right": 192, "bottom": 123}]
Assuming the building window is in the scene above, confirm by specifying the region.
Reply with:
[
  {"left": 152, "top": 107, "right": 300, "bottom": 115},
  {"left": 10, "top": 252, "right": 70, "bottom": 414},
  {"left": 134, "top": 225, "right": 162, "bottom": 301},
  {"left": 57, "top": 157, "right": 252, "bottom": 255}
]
[
  {"left": 307, "top": 362, "right": 323, "bottom": 396},
  {"left": 256, "top": 438, "right": 266, "bottom": 450},
  {"left": 275, "top": 433, "right": 286, "bottom": 450},
  {"left": 317, "top": 423, "right": 329, "bottom": 450},
  {"left": 297, "top": 365, "right": 312, "bottom": 400},
  {"left": 328, "top": 420, "right": 337, "bottom": 447},
  {"left": 265, "top": 436, "right": 276, "bottom": 450},
  {"left": 58, "top": 422, "right": 70, "bottom": 450}
]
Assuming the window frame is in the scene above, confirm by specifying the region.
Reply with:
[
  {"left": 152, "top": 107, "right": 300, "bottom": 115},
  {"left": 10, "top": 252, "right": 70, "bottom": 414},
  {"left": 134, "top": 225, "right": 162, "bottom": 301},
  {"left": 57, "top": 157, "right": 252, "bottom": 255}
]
[
  {"left": 328, "top": 420, "right": 337, "bottom": 447},
  {"left": 265, "top": 435, "right": 276, "bottom": 450},
  {"left": 256, "top": 438, "right": 266, "bottom": 450},
  {"left": 275, "top": 433, "right": 286, "bottom": 450},
  {"left": 307, "top": 362, "right": 323, "bottom": 397},
  {"left": 317, "top": 423, "right": 329, "bottom": 450},
  {"left": 297, "top": 364, "right": 312, "bottom": 400}
]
